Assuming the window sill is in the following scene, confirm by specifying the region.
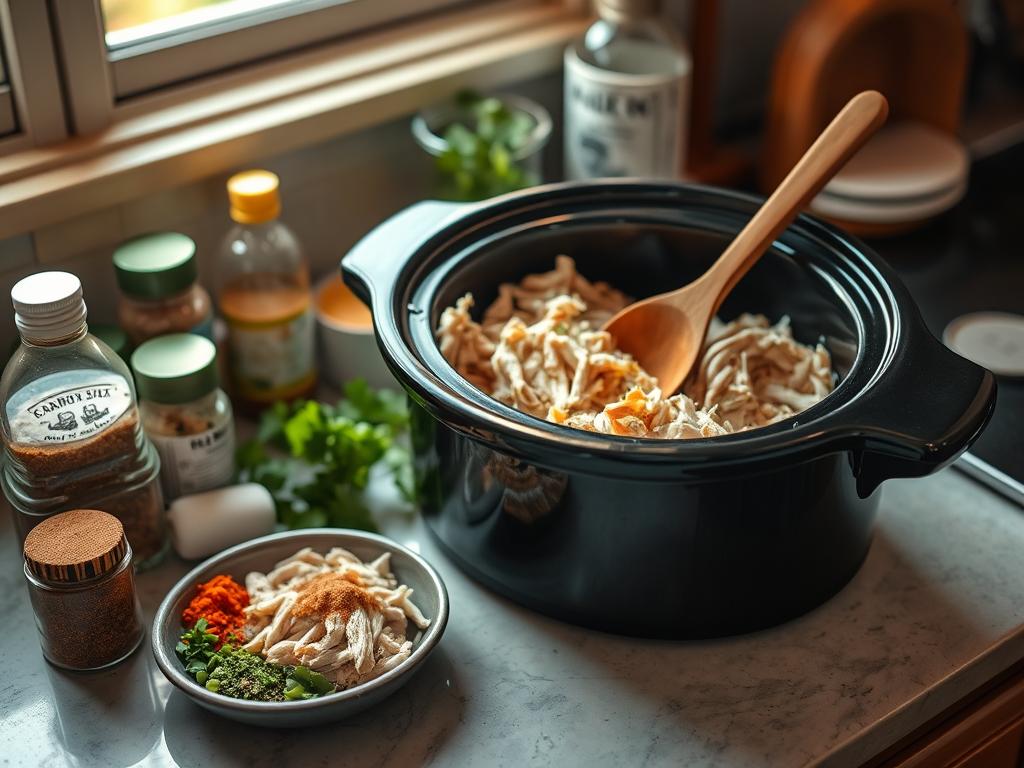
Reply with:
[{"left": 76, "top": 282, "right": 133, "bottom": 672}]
[{"left": 0, "top": 1, "right": 584, "bottom": 241}]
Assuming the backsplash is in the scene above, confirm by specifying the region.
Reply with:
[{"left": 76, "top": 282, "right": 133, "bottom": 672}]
[{"left": 0, "top": 74, "right": 561, "bottom": 354}]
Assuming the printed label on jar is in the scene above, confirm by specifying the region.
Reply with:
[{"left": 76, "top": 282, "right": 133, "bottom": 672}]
[
  {"left": 151, "top": 421, "right": 235, "bottom": 498},
  {"left": 5, "top": 371, "right": 133, "bottom": 444},
  {"left": 226, "top": 308, "right": 315, "bottom": 400},
  {"left": 564, "top": 46, "right": 688, "bottom": 180}
]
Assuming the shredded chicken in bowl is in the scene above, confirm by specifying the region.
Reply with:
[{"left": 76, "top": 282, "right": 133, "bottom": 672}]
[
  {"left": 241, "top": 547, "right": 429, "bottom": 690},
  {"left": 435, "top": 256, "right": 834, "bottom": 438}
]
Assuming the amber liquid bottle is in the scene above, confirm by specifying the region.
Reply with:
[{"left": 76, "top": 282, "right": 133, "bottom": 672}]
[{"left": 217, "top": 170, "right": 316, "bottom": 410}]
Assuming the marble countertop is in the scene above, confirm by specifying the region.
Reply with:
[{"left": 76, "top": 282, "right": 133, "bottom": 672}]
[{"left": 1, "top": 467, "right": 1023, "bottom": 768}]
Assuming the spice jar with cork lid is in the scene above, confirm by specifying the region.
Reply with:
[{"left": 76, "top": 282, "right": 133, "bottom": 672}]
[
  {"left": 131, "top": 333, "right": 235, "bottom": 500},
  {"left": 113, "top": 232, "right": 214, "bottom": 345},
  {"left": 23, "top": 509, "right": 145, "bottom": 670},
  {"left": 0, "top": 272, "right": 167, "bottom": 567}
]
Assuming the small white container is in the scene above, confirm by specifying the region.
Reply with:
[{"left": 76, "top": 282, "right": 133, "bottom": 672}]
[
  {"left": 167, "top": 483, "right": 276, "bottom": 560},
  {"left": 314, "top": 272, "right": 396, "bottom": 391}
]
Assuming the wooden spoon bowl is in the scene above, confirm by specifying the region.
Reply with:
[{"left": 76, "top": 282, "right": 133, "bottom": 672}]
[{"left": 604, "top": 90, "right": 889, "bottom": 394}]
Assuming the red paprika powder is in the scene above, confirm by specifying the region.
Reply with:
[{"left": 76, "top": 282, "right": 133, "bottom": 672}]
[{"left": 181, "top": 574, "right": 249, "bottom": 645}]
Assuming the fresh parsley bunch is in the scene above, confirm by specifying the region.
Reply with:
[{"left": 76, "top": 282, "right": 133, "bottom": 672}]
[
  {"left": 436, "top": 90, "right": 538, "bottom": 201},
  {"left": 176, "top": 618, "right": 220, "bottom": 682},
  {"left": 236, "top": 380, "right": 414, "bottom": 532}
]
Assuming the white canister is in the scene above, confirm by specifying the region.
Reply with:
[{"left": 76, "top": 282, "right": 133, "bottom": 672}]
[
  {"left": 167, "top": 483, "right": 277, "bottom": 560},
  {"left": 314, "top": 272, "right": 396, "bottom": 391}
]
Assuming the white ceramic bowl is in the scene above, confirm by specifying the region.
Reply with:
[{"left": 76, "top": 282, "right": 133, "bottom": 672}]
[{"left": 314, "top": 273, "right": 395, "bottom": 390}]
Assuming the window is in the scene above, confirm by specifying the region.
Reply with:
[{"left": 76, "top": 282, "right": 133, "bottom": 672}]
[
  {"left": 0, "top": 0, "right": 578, "bottom": 238},
  {"left": 53, "top": 0, "right": 478, "bottom": 130},
  {"left": 102, "top": 0, "right": 261, "bottom": 44}
]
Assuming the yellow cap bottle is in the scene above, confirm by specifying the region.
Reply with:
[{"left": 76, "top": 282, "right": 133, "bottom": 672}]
[
  {"left": 227, "top": 170, "right": 281, "bottom": 224},
  {"left": 218, "top": 169, "right": 316, "bottom": 407}
]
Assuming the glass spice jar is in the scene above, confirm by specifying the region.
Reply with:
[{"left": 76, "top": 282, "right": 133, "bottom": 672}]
[
  {"left": 23, "top": 509, "right": 144, "bottom": 671},
  {"left": 131, "top": 334, "right": 235, "bottom": 500},
  {"left": 0, "top": 272, "right": 167, "bottom": 568},
  {"left": 113, "top": 232, "right": 214, "bottom": 345}
]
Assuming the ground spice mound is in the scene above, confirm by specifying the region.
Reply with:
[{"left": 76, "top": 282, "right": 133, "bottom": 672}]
[
  {"left": 293, "top": 573, "right": 380, "bottom": 621},
  {"left": 182, "top": 574, "right": 249, "bottom": 645}
]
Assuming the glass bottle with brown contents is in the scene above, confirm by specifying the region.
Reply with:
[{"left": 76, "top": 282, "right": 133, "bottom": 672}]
[
  {"left": 23, "top": 508, "right": 144, "bottom": 670},
  {"left": 217, "top": 170, "right": 316, "bottom": 408},
  {"left": 0, "top": 272, "right": 167, "bottom": 568}
]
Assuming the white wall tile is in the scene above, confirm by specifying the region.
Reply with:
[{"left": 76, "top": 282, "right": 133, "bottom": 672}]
[
  {"left": 0, "top": 235, "right": 36, "bottom": 273},
  {"left": 33, "top": 208, "right": 124, "bottom": 265}
]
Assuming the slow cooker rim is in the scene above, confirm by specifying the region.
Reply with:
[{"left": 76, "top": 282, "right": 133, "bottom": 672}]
[{"left": 366, "top": 181, "right": 910, "bottom": 465}]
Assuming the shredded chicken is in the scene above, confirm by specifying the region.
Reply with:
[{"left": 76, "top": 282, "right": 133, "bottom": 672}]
[
  {"left": 435, "top": 256, "right": 834, "bottom": 438},
  {"left": 242, "top": 547, "right": 429, "bottom": 690}
]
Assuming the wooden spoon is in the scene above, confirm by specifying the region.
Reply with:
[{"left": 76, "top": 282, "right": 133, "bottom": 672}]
[{"left": 603, "top": 90, "right": 889, "bottom": 394}]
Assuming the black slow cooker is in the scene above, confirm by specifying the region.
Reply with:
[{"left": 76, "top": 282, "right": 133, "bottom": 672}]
[{"left": 342, "top": 181, "right": 996, "bottom": 639}]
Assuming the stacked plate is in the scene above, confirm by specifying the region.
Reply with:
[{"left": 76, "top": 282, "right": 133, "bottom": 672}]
[{"left": 811, "top": 121, "right": 969, "bottom": 232}]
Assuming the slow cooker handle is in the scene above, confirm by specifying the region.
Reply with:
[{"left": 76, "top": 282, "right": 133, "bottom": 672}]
[
  {"left": 851, "top": 327, "right": 997, "bottom": 497},
  {"left": 342, "top": 200, "right": 467, "bottom": 308}
]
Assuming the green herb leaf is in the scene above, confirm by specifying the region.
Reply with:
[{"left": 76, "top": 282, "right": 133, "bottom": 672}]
[
  {"left": 433, "top": 92, "right": 537, "bottom": 201},
  {"left": 177, "top": 617, "right": 222, "bottom": 679},
  {"left": 235, "top": 381, "right": 414, "bottom": 533}
]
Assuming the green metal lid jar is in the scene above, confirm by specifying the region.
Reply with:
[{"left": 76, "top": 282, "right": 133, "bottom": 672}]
[
  {"left": 113, "top": 233, "right": 214, "bottom": 345},
  {"left": 131, "top": 334, "right": 236, "bottom": 500}
]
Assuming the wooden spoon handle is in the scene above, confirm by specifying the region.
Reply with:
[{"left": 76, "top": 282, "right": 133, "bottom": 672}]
[{"left": 703, "top": 90, "right": 889, "bottom": 304}]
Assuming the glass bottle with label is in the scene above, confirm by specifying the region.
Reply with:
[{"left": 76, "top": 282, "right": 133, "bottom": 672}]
[
  {"left": 564, "top": 0, "right": 691, "bottom": 180},
  {"left": 131, "top": 334, "right": 235, "bottom": 500},
  {"left": 0, "top": 272, "right": 166, "bottom": 568},
  {"left": 217, "top": 170, "right": 316, "bottom": 408}
]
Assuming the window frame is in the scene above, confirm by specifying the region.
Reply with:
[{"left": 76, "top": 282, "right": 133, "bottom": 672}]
[
  {"left": 52, "top": 0, "right": 485, "bottom": 133},
  {"left": 0, "top": 0, "right": 583, "bottom": 239},
  {"left": 0, "top": 38, "right": 16, "bottom": 137},
  {"left": 0, "top": 0, "right": 67, "bottom": 150}
]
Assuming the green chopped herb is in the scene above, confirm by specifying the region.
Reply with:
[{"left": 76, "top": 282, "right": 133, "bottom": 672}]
[
  {"left": 176, "top": 618, "right": 220, "bottom": 677},
  {"left": 205, "top": 649, "right": 287, "bottom": 701},
  {"left": 435, "top": 90, "right": 538, "bottom": 202},
  {"left": 236, "top": 379, "right": 414, "bottom": 532},
  {"left": 177, "top": 619, "right": 338, "bottom": 702}
]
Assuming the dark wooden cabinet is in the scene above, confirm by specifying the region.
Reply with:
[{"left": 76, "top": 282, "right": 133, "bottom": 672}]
[{"left": 878, "top": 666, "right": 1024, "bottom": 767}]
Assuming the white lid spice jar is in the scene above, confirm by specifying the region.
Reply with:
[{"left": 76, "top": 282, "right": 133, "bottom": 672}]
[
  {"left": 0, "top": 272, "right": 167, "bottom": 568},
  {"left": 131, "top": 334, "right": 235, "bottom": 500}
]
